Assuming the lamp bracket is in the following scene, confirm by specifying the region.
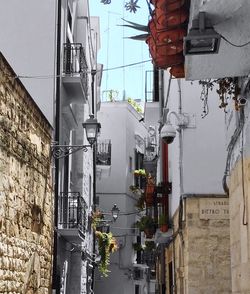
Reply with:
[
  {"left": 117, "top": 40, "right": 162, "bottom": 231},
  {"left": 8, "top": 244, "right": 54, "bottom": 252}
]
[
  {"left": 167, "top": 111, "right": 189, "bottom": 128},
  {"left": 51, "top": 144, "right": 91, "bottom": 159}
]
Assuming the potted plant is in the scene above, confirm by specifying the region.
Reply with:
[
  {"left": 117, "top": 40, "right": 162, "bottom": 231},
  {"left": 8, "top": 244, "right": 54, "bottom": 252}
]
[
  {"left": 135, "top": 194, "right": 145, "bottom": 211},
  {"left": 91, "top": 209, "right": 104, "bottom": 231},
  {"left": 159, "top": 214, "right": 168, "bottom": 233},
  {"left": 95, "top": 231, "right": 118, "bottom": 277},
  {"left": 136, "top": 215, "right": 155, "bottom": 238},
  {"left": 133, "top": 169, "right": 147, "bottom": 177},
  {"left": 144, "top": 241, "right": 156, "bottom": 251},
  {"left": 132, "top": 242, "right": 143, "bottom": 251}
]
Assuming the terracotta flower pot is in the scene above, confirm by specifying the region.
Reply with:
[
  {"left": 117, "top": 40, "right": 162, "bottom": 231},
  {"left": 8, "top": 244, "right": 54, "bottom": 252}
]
[{"left": 160, "top": 224, "right": 168, "bottom": 233}]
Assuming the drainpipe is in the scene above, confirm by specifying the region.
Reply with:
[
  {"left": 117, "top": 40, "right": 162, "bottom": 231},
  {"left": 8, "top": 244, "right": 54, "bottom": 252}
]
[
  {"left": 160, "top": 71, "right": 170, "bottom": 294},
  {"left": 173, "top": 79, "right": 184, "bottom": 294},
  {"left": 52, "top": 0, "right": 61, "bottom": 293},
  {"left": 91, "top": 69, "right": 97, "bottom": 293},
  {"left": 177, "top": 79, "right": 184, "bottom": 196}
]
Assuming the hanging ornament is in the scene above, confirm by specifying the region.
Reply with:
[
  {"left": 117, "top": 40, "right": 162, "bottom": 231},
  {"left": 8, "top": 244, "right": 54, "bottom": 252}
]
[
  {"left": 101, "top": 0, "right": 111, "bottom": 4},
  {"left": 125, "top": 0, "right": 140, "bottom": 13}
]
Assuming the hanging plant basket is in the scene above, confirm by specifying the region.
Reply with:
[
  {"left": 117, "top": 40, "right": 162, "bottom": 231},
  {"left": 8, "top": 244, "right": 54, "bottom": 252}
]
[
  {"left": 170, "top": 63, "right": 185, "bottom": 78},
  {"left": 155, "top": 8, "right": 188, "bottom": 30},
  {"left": 154, "top": 0, "right": 186, "bottom": 12},
  {"left": 95, "top": 231, "right": 118, "bottom": 277}
]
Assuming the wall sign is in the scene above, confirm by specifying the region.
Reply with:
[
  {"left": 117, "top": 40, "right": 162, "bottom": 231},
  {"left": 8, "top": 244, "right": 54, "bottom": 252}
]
[{"left": 199, "top": 198, "right": 229, "bottom": 220}]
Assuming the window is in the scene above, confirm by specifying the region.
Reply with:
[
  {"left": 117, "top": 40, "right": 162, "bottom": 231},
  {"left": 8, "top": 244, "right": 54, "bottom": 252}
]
[
  {"left": 135, "top": 285, "right": 140, "bottom": 294},
  {"left": 129, "top": 156, "right": 133, "bottom": 173},
  {"left": 134, "top": 150, "right": 144, "bottom": 188}
]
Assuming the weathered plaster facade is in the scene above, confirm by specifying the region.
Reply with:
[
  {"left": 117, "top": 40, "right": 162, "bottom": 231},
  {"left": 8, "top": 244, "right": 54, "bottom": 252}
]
[
  {"left": 229, "top": 157, "right": 250, "bottom": 294},
  {"left": 166, "top": 196, "right": 231, "bottom": 294},
  {"left": 0, "top": 53, "right": 53, "bottom": 293}
]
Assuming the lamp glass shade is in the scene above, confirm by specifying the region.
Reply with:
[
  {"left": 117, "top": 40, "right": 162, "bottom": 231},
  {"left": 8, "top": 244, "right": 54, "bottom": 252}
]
[
  {"left": 82, "top": 115, "right": 101, "bottom": 145},
  {"left": 111, "top": 204, "right": 120, "bottom": 222}
]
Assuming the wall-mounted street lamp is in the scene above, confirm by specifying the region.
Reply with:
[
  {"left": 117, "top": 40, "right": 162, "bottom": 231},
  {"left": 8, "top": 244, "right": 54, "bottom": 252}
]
[
  {"left": 98, "top": 204, "right": 120, "bottom": 227},
  {"left": 111, "top": 204, "right": 120, "bottom": 222},
  {"left": 51, "top": 114, "right": 101, "bottom": 159},
  {"left": 184, "top": 12, "right": 221, "bottom": 55}
]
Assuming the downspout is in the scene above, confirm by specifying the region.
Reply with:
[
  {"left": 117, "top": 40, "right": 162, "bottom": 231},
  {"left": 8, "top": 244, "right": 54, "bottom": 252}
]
[
  {"left": 161, "top": 70, "right": 169, "bottom": 294},
  {"left": 173, "top": 79, "right": 184, "bottom": 294},
  {"left": 91, "top": 69, "right": 97, "bottom": 293},
  {"left": 52, "top": 0, "right": 61, "bottom": 293},
  {"left": 177, "top": 79, "right": 184, "bottom": 195}
]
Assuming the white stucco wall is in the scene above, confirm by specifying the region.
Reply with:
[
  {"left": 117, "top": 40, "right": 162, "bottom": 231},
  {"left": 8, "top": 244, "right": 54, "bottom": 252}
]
[
  {"left": 97, "top": 101, "right": 148, "bottom": 194},
  {"left": 0, "top": 0, "right": 56, "bottom": 124},
  {"left": 166, "top": 77, "right": 227, "bottom": 215},
  {"left": 95, "top": 101, "right": 149, "bottom": 294},
  {"left": 185, "top": 0, "right": 250, "bottom": 80}
]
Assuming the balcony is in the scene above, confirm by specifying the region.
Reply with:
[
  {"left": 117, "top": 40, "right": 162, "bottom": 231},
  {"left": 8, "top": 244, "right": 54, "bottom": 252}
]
[
  {"left": 62, "top": 43, "right": 88, "bottom": 104},
  {"left": 96, "top": 140, "right": 112, "bottom": 179},
  {"left": 144, "top": 127, "right": 158, "bottom": 179},
  {"left": 58, "top": 192, "right": 87, "bottom": 243}
]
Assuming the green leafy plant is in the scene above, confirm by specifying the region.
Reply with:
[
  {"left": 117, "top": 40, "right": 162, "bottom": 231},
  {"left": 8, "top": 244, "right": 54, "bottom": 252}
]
[
  {"left": 129, "top": 185, "right": 141, "bottom": 193},
  {"left": 107, "top": 89, "right": 119, "bottom": 102},
  {"left": 133, "top": 169, "right": 147, "bottom": 177},
  {"left": 159, "top": 214, "right": 167, "bottom": 226},
  {"left": 144, "top": 241, "right": 156, "bottom": 251},
  {"left": 135, "top": 194, "right": 145, "bottom": 211},
  {"left": 199, "top": 77, "right": 241, "bottom": 113},
  {"left": 132, "top": 242, "right": 143, "bottom": 251},
  {"left": 136, "top": 215, "right": 155, "bottom": 231},
  {"left": 127, "top": 97, "right": 143, "bottom": 113},
  {"left": 95, "top": 231, "right": 118, "bottom": 277},
  {"left": 91, "top": 210, "right": 104, "bottom": 231},
  {"left": 129, "top": 185, "right": 145, "bottom": 211}
]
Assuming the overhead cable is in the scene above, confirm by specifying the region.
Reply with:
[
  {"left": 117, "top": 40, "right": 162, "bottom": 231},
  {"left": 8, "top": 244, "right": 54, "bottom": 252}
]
[{"left": 5, "top": 59, "right": 151, "bottom": 81}]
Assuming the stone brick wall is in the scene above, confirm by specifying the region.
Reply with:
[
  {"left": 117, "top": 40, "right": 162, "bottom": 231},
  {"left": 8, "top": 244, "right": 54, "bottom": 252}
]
[
  {"left": 0, "top": 53, "right": 53, "bottom": 294},
  {"left": 168, "top": 196, "right": 231, "bottom": 294},
  {"left": 229, "top": 157, "right": 250, "bottom": 294}
]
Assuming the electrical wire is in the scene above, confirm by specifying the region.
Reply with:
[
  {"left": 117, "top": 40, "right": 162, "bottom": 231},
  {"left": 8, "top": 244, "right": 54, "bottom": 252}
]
[
  {"left": 0, "top": 59, "right": 151, "bottom": 81},
  {"left": 102, "top": 208, "right": 146, "bottom": 216},
  {"left": 102, "top": 59, "right": 151, "bottom": 72},
  {"left": 220, "top": 34, "right": 250, "bottom": 48}
]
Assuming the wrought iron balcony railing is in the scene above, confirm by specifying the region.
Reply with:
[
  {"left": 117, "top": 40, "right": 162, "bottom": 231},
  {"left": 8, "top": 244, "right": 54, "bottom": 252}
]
[
  {"left": 59, "top": 192, "right": 87, "bottom": 238},
  {"left": 96, "top": 140, "right": 112, "bottom": 166},
  {"left": 142, "top": 251, "right": 156, "bottom": 267},
  {"left": 63, "top": 43, "right": 88, "bottom": 95},
  {"left": 63, "top": 43, "right": 87, "bottom": 74}
]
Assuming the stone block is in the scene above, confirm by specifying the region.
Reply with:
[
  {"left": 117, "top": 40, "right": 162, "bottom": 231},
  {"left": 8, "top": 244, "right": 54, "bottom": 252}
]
[{"left": 0, "top": 56, "right": 53, "bottom": 293}]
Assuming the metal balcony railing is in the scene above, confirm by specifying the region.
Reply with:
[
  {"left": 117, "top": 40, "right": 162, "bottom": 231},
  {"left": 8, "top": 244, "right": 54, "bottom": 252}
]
[
  {"left": 63, "top": 43, "right": 88, "bottom": 94},
  {"left": 63, "top": 43, "right": 87, "bottom": 74},
  {"left": 59, "top": 192, "right": 87, "bottom": 237},
  {"left": 142, "top": 251, "right": 156, "bottom": 267},
  {"left": 96, "top": 140, "right": 111, "bottom": 166}
]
